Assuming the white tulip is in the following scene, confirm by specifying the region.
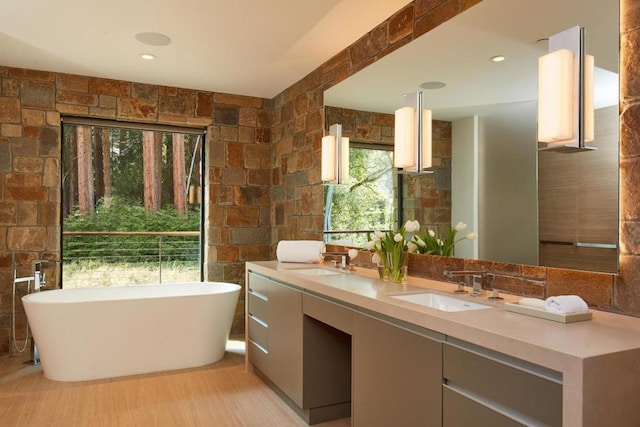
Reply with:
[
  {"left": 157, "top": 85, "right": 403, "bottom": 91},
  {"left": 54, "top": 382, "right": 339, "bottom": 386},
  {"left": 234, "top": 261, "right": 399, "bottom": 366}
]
[
  {"left": 454, "top": 221, "right": 467, "bottom": 231},
  {"left": 404, "top": 220, "right": 420, "bottom": 233},
  {"left": 374, "top": 230, "right": 385, "bottom": 239},
  {"left": 413, "top": 236, "right": 426, "bottom": 247},
  {"left": 348, "top": 248, "right": 359, "bottom": 259},
  {"left": 394, "top": 233, "right": 403, "bottom": 242},
  {"left": 407, "top": 242, "right": 418, "bottom": 253},
  {"left": 437, "top": 239, "right": 443, "bottom": 246},
  {"left": 372, "top": 252, "right": 380, "bottom": 264},
  {"left": 364, "top": 240, "right": 376, "bottom": 250},
  {"left": 465, "top": 232, "right": 478, "bottom": 240},
  {"left": 428, "top": 229, "right": 436, "bottom": 237}
]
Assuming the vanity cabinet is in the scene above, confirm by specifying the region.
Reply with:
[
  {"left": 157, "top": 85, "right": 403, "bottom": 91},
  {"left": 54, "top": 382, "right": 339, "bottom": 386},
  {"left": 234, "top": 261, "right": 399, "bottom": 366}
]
[
  {"left": 247, "top": 272, "right": 303, "bottom": 406},
  {"left": 352, "top": 312, "right": 444, "bottom": 427},
  {"left": 442, "top": 341, "right": 563, "bottom": 427},
  {"left": 247, "top": 272, "right": 351, "bottom": 424}
]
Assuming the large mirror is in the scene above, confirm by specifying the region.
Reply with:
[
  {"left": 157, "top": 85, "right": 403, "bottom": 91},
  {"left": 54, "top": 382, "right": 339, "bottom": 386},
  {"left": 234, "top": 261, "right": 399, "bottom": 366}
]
[{"left": 323, "top": 0, "right": 619, "bottom": 273}]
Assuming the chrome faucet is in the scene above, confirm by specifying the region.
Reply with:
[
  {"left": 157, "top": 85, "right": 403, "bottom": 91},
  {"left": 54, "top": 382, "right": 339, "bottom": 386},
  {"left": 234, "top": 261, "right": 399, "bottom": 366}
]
[
  {"left": 33, "top": 260, "right": 45, "bottom": 291},
  {"left": 324, "top": 251, "right": 351, "bottom": 270},
  {"left": 443, "top": 270, "right": 486, "bottom": 297}
]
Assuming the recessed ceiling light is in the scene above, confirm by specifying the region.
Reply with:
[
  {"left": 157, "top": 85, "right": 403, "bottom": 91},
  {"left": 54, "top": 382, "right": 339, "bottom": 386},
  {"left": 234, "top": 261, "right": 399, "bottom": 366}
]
[
  {"left": 140, "top": 53, "right": 156, "bottom": 60},
  {"left": 491, "top": 55, "right": 506, "bottom": 62},
  {"left": 420, "top": 81, "right": 447, "bottom": 90},
  {"left": 135, "top": 32, "right": 172, "bottom": 46}
]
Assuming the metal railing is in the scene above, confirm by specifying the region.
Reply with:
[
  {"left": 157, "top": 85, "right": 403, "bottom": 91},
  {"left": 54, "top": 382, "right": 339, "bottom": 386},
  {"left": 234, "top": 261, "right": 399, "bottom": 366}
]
[
  {"left": 324, "top": 229, "right": 392, "bottom": 247},
  {"left": 62, "top": 231, "right": 200, "bottom": 288}
]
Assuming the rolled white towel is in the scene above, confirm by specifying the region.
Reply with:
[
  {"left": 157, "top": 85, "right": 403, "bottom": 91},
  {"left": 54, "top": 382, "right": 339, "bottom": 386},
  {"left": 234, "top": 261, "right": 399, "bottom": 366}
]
[
  {"left": 276, "top": 240, "right": 325, "bottom": 263},
  {"left": 545, "top": 295, "right": 589, "bottom": 314},
  {"left": 518, "top": 297, "right": 546, "bottom": 310}
]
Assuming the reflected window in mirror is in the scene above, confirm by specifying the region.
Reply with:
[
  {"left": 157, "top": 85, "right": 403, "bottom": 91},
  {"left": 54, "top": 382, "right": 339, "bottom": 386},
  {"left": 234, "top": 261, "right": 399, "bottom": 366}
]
[
  {"left": 323, "top": 0, "right": 619, "bottom": 273},
  {"left": 323, "top": 143, "right": 399, "bottom": 247}
]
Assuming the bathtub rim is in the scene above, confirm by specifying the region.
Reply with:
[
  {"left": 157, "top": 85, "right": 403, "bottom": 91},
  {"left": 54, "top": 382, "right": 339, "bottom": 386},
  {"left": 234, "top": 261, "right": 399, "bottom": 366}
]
[{"left": 22, "top": 281, "right": 241, "bottom": 305}]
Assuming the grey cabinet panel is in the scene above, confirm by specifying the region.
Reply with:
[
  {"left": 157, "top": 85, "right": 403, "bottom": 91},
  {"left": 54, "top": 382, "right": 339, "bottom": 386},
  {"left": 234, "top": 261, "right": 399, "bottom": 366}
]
[
  {"left": 443, "top": 343, "right": 562, "bottom": 427},
  {"left": 267, "top": 280, "right": 303, "bottom": 408},
  {"left": 248, "top": 272, "right": 269, "bottom": 295},
  {"left": 443, "top": 386, "right": 525, "bottom": 427},
  {"left": 303, "top": 293, "right": 354, "bottom": 334},
  {"left": 353, "top": 313, "right": 442, "bottom": 427},
  {"left": 247, "top": 291, "right": 268, "bottom": 323},
  {"left": 248, "top": 340, "right": 268, "bottom": 374},
  {"left": 247, "top": 315, "right": 267, "bottom": 350}
]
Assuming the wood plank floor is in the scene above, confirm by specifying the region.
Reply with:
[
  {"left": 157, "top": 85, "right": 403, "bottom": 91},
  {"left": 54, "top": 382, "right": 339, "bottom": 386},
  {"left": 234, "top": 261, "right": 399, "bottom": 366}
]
[{"left": 0, "top": 339, "right": 351, "bottom": 427}]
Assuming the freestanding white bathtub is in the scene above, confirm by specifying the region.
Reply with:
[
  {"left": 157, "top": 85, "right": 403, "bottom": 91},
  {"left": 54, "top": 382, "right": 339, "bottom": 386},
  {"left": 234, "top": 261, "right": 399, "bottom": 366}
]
[{"left": 22, "top": 282, "right": 240, "bottom": 382}]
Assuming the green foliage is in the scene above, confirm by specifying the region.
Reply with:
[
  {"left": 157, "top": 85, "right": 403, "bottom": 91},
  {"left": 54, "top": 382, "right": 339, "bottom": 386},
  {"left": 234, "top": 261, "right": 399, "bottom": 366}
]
[
  {"left": 109, "top": 129, "right": 144, "bottom": 204},
  {"left": 324, "top": 147, "right": 395, "bottom": 245},
  {"left": 63, "top": 196, "right": 200, "bottom": 263},
  {"left": 412, "top": 222, "right": 478, "bottom": 256}
]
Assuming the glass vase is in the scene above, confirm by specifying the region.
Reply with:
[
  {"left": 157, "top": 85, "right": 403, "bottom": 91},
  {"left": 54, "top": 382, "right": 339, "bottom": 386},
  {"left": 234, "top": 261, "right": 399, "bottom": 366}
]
[{"left": 384, "top": 251, "right": 408, "bottom": 284}]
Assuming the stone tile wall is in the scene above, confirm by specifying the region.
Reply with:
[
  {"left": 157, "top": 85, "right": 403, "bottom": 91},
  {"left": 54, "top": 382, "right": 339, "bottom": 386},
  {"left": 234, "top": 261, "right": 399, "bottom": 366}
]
[
  {"left": 616, "top": 0, "right": 640, "bottom": 313},
  {"left": 274, "top": 0, "right": 636, "bottom": 316},
  {"left": 270, "top": 0, "right": 483, "bottom": 247},
  {"left": 325, "top": 105, "right": 453, "bottom": 235},
  {"left": 0, "top": 68, "right": 270, "bottom": 356}
]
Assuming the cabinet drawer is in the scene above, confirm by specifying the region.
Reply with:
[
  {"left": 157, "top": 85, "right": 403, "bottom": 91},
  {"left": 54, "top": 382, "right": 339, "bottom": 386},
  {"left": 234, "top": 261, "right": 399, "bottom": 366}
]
[
  {"left": 248, "top": 315, "right": 268, "bottom": 350},
  {"left": 443, "top": 386, "right": 524, "bottom": 427},
  {"left": 443, "top": 343, "right": 562, "bottom": 427},
  {"left": 248, "top": 291, "right": 269, "bottom": 323},
  {"left": 248, "top": 340, "right": 268, "bottom": 374},
  {"left": 248, "top": 273, "right": 269, "bottom": 296},
  {"left": 303, "top": 293, "right": 353, "bottom": 334}
]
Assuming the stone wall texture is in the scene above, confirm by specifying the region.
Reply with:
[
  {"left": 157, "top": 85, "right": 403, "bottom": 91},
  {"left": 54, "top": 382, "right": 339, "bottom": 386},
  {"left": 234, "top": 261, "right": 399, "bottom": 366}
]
[
  {"left": 270, "top": 0, "right": 631, "bottom": 318},
  {"left": 325, "top": 106, "right": 453, "bottom": 235},
  {"left": 0, "top": 69, "right": 271, "bottom": 356},
  {"left": 0, "top": 0, "right": 637, "bottom": 358}
]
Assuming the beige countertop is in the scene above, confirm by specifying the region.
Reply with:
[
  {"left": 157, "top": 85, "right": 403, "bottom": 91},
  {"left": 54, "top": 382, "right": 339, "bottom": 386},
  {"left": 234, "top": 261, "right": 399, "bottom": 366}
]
[
  {"left": 247, "top": 260, "right": 640, "bottom": 425},
  {"left": 246, "top": 260, "right": 640, "bottom": 372}
]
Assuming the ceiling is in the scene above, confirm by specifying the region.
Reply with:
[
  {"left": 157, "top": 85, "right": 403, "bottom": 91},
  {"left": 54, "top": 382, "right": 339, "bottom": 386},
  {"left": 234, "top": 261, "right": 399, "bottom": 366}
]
[
  {"left": 0, "top": 0, "right": 410, "bottom": 99},
  {"left": 0, "top": 0, "right": 619, "bottom": 116},
  {"left": 325, "top": 0, "right": 619, "bottom": 120}
]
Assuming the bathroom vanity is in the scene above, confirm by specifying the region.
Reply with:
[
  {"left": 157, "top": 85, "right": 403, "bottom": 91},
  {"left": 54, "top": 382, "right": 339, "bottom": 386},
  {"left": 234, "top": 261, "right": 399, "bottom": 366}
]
[{"left": 245, "top": 261, "right": 640, "bottom": 426}]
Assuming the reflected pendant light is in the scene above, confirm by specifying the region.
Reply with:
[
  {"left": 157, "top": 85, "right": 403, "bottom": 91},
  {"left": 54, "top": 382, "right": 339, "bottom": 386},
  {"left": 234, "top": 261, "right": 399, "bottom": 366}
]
[
  {"left": 394, "top": 91, "right": 433, "bottom": 173},
  {"left": 322, "top": 123, "right": 349, "bottom": 184},
  {"left": 537, "top": 26, "right": 595, "bottom": 151}
]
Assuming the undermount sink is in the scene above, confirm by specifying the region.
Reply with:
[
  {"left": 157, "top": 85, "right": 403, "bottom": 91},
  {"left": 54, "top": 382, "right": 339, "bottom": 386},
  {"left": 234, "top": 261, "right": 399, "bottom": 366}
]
[
  {"left": 390, "top": 292, "right": 492, "bottom": 312},
  {"left": 290, "top": 267, "right": 346, "bottom": 276}
]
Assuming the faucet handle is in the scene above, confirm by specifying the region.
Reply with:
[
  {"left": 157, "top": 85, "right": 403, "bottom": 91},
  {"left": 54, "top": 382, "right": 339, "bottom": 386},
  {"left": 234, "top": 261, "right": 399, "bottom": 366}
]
[{"left": 488, "top": 288, "right": 503, "bottom": 300}]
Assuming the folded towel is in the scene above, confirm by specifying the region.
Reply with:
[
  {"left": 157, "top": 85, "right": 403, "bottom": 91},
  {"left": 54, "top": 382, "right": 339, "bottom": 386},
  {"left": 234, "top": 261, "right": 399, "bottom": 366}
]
[
  {"left": 518, "top": 298, "right": 546, "bottom": 310},
  {"left": 276, "top": 240, "right": 326, "bottom": 263},
  {"left": 545, "top": 295, "right": 589, "bottom": 314}
]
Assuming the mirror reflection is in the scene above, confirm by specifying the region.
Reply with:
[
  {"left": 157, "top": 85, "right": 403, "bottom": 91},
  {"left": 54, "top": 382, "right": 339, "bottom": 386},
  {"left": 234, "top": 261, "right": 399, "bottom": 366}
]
[{"left": 323, "top": 0, "right": 618, "bottom": 273}]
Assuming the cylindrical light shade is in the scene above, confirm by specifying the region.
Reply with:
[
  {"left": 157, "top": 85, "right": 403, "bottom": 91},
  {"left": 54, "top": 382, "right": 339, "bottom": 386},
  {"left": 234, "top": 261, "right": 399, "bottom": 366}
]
[
  {"left": 537, "top": 48, "right": 575, "bottom": 143},
  {"left": 340, "top": 136, "right": 349, "bottom": 182},
  {"left": 321, "top": 123, "right": 349, "bottom": 184},
  {"left": 321, "top": 135, "right": 336, "bottom": 181},
  {"left": 421, "top": 109, "right": 433, "bottom": 169},
  {"left": 584, "top": 54, "right": 594, "bottom": 142},
  {"left": 394, "top": 106, "right": 416, "bottom": 169}
]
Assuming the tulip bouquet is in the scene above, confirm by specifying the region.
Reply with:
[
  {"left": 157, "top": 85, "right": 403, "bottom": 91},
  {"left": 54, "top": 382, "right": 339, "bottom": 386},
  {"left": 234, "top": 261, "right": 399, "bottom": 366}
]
[
  {"left": 412, "top": 221, "right": 478, "bottom": 257},
  {"left": 366, "top": 220, "right": 420, "bottom": 282}
]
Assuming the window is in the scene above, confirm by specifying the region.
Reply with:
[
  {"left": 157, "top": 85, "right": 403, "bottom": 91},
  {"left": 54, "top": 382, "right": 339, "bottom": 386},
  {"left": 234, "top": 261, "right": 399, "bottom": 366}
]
[
  {"left": 61, "top": 119, "right": 204, "bottom": 287},
  {"left": 324, "top": 143, "right": 398, "bottom": 246}
]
